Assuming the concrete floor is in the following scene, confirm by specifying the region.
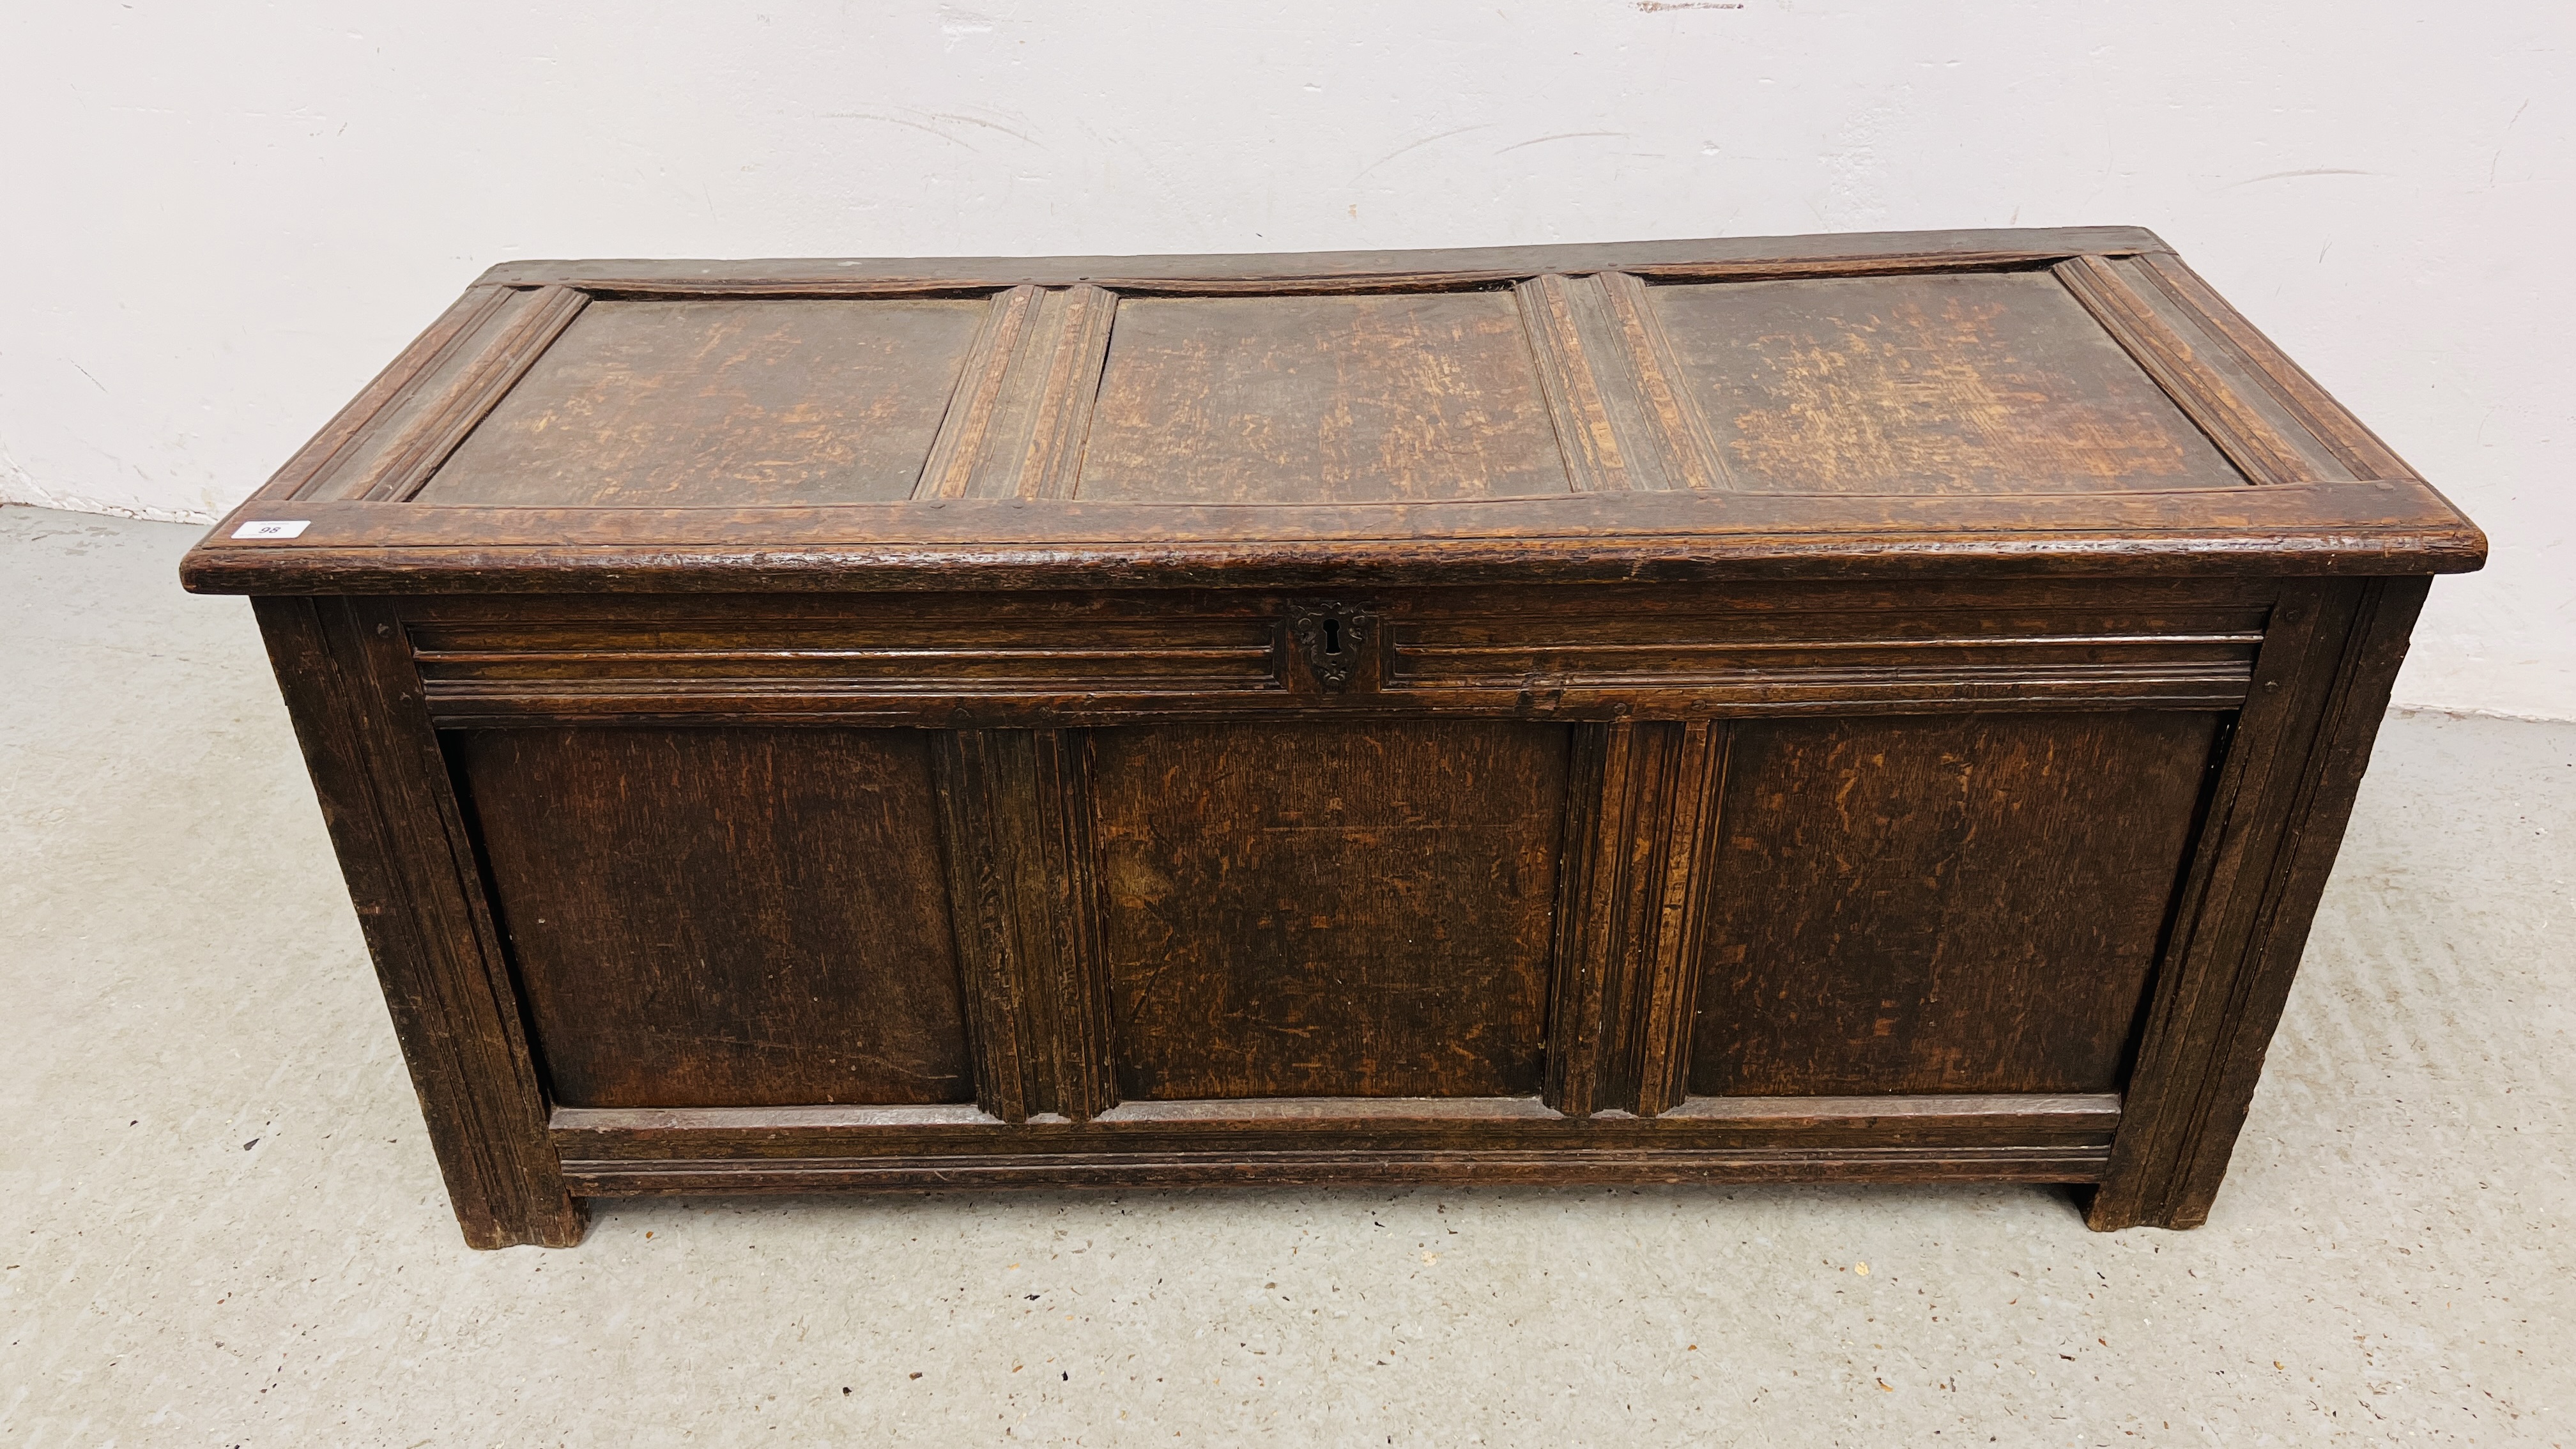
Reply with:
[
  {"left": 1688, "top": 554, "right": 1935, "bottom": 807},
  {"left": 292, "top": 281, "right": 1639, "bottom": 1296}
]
[{"left": 1, "top": 504, "right": 2569, "bottom": 1448}]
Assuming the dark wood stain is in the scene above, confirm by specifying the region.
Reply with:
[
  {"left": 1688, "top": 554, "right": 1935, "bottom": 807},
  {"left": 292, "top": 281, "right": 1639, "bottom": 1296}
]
[
  {"left": 932, "top": 728, "right": 1115, "bottom": 1121},
  {"left": 250, "top": 597, "right": 588, "bottom": 1248},
  {"left": 1091, "top": 721, "right": 1567, "bottom": 1098},
  {"left": 1545, "top": 720, "right": 1728, "bottom": 1117},
  {"left": 2086, "top": 578, "right": 2428, "bottom": 1229},
  {"left": 178, "top": 229, "right": 2481, "bottom": 1245},
  {"left": 1690, "top": 712, "right": 2220, "bottom": 1095},
  {"left": 453, "top": 727, "right": 972, "bottom": 1108}
]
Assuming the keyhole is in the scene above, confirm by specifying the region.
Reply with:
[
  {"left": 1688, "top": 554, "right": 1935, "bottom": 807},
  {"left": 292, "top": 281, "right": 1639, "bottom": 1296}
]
[{"left": 1321, "top": 617, "right": 1342, "bottom": 655}]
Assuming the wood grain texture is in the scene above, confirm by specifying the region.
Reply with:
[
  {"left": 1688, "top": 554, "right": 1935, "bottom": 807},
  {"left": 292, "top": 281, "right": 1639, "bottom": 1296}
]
[
  {"left": 1515, "top": 272, "right": 1736, "bottom": 494},
  {"left": 1595, "top": 271, "right": 1732, "bottom": 491},
  {"left": 2053, "top": 256, "right": 2320, "bottom": 487},
  {"left": 1078, "top": 291, "right": 1570, "bottom": 502},
  {"left": 1545, "top": 721, "right": 1728, "bottom": 1116},
  {"left": 912, "top": 286, "right": 1036, "bottom": 499},
  {"left": 2089, "top": 577, "right": 2430, "bottom": 1229},
  {"left": 274, "top": 285, "right": 516, "bottom": 502},
  {"left": 2097, "top": 257, "right": 2358, "bottom": 485},
  {"left": 1516, "top": 274, "right": 1629, "bottom": 493},
  {"left": 550, "top": 1091, "right": 2114, "bottom": 1135},
  {"left": 560, "top": 1147, "right": 2110, "bottom": 1194},
  {"left": 548, "top": 1083, "right": 2120, "bottom": 1190},
  {"left": 1633, "top": 723, "right": 1729, "bottom": 1116},
  {"left": 1386, "top": 580, "right": 2267, "bottom": 720},
  {"left": 1092, "top": 721, "right": 1568, "bottom": 1099},
  {"left": 185, "top": 228, "right": 2481, "bottom": 604},
  {"left": 418, "top": 296, "right": 987, "bottom": 505},
  {"left": 963, "top": 285, "right": 1119, "bottom": 500},
  {"left": 252, "top": 597, "right": 585, "bottom": 1248},
  {"left": 2128, "top": 252, "right": 2414, "bottom": 483},
  {"left": 1514, "top": 272, "right": 1741, "bottom": 494},
  {"left": 282, "top": 285, "right": 579, "bottom": 504},
  {"left": 1652, "top": 271, "right": 2248, "bottom": 493},
  {"left": 907, "top": 286, "right": 1123, "bottom": 501},
  {"left": 549, "top": 1091, "right": 2121, "bottom": 1188},
  {"left": 931, "top": 730, "right": 1115, "bottom": 1121},
  {"left": 363, "top": 286, "right": 593, "bottom": 502},
  {"left": 180, "top": 482, "right": 2486, "bottom": 597},
  {"left": 380, "top": 579, "right": 2269, "bottom": 729},
  {"left": 1690, "top": 711, "right": 2221, "bottom": 1096},
  {"left": 452, "top": 727, "right": 973, "bottom": 1108}
]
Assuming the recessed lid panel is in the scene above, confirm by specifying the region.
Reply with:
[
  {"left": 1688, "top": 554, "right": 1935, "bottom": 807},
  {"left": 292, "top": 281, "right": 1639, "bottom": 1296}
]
[
  {"left": 1078, "top": 291, "right": 1570, "bottom": 504},
  {"left": 1652, "top": 272, "right": 2244, "bottom": 494},
  {"left": 418, "top": 297, "right": 987, "bottom": 507}
]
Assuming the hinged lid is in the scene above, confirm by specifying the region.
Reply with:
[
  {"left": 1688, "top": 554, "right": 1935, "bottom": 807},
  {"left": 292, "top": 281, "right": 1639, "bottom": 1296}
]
[{"left": 181, "top": 227, "right": 2483, "bottom": 594}]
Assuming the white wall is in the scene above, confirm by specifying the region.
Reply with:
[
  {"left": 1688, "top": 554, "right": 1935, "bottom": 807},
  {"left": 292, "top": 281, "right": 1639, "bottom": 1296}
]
[{"left": 4, "top": 2, "right": 2568, "bottom": 716}]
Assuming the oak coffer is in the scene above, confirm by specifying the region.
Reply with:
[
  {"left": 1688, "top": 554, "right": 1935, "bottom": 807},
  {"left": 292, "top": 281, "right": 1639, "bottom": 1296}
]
[{"left": 180, "top": 227, "right": 2484, "bottom": 1248}]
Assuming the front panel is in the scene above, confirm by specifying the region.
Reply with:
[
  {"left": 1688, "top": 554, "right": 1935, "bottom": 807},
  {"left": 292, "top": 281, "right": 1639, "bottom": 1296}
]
[
  {"left": 1092, "top": 720, "right": 1567, "bottom": 1100},
  {"left": 454, "top": 726, "right": 972, "bottom": 1108},
  {"left": 410, "top": 580, "right": 2267, "bottom": 1194},
  {"left": 1688, "top": 712, "right": 2219, "bottom": 1096}
]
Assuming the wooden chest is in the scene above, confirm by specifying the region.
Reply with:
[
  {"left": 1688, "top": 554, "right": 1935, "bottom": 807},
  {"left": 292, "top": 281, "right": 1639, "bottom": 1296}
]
[{"left": 181, "top": 228, "right": 2483, "bottom": 1248}]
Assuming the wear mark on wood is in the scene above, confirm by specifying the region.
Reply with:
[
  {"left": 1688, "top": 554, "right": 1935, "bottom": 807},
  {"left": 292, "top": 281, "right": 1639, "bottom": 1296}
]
[
  {"left": 1595, "top": 272, "right": 1733, "bottom": 491},
  {"left": 1078, "top": 289, "right": 1570, "bottom": 503},
  {"left": 1517, "top": 275, "right": 1630, "bottom": 493},
  {"left": 282, "top": 286, "right": 518, "bottom": 501},
  {"left": 413, "top": 295, "right": 986, "bottom": 506}
]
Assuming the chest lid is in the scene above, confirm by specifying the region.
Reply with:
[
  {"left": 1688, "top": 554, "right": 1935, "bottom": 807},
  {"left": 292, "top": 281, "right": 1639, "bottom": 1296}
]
[{"left": 181, "top": 227, "right": 2482, "bottom": 594}]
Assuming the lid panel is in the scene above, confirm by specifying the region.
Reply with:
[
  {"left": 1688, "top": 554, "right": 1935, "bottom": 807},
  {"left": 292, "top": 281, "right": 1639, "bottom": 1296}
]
[
  {"left": 1652, "top": 272, "right": 2247, "bottom": 494},
  {"left": 1075, "top": 291, "right": 1572, "bottom": 503},
  {"left": 181, "top": 229, "right": 2488, "bottom": 594},
  {"left": 418, "top": 297, "right": 988, "bottom": 507}
]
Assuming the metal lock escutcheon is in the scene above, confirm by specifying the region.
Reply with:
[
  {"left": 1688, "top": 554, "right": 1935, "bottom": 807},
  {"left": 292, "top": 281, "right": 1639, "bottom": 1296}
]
[{"left": 1282, "top": 601, "right": 1379, "bottom": 693}]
